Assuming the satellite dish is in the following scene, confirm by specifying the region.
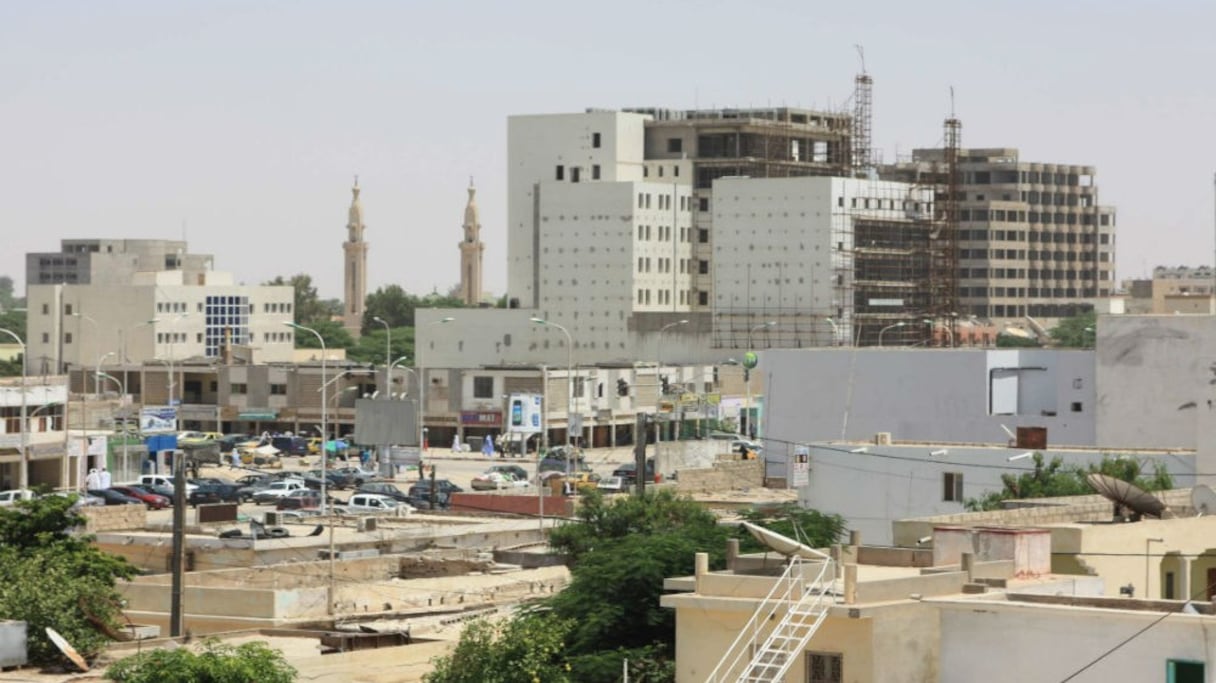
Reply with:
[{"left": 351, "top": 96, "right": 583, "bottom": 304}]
[
  {"left": 741, "top": 522, "right": 830, "bottom": 561},
  {"left": 1087, "top": 473, "right": 1168, "bottom": 521},
  {"left": 1192, "top": 485, "right": 1216, "bottom": 516},
  {"left": 45, "top": 627, "right": 89, "bottom": 672}
]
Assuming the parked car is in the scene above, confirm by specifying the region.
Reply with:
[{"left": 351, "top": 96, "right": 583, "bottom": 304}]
[
  {"left": 597, "top": 475, "right": 627, "bottom": 493},
  {"left": 302, "top": 469, "right": 354, "bottom": 490},
  {"left": 354, "top": 482, "right": 410, "bottom": 503},
  {"left": 139, "top": 474, "right": 198, "bottom": 495},
  {"left": 178, "top": 431, "right": 223, "bottom": 443},
  {"left": 332, "top": 466, "right": 379, "bottom": 487},
  {"left": 487, "top": 464, "right": 529, "bottom": 482},
  {"left": 187, "top": 481, "right": 243, "bottom": 507},
  {"left": 538, "top": 445, "right": 586, "bottom": 473},
  {"left": 109, "top": 485, "right": 171, "bottom": 510},
  {"left": 88, "top": 489, "right": 143, "bottom": 506},
  {"left": 271, "top": 436, "right": 310, "bottom": 456},
  {"left": 130, "top": 483, "right": 176, "bottom": 502},
  {"left": 44, "top": 491, "right": 104, "bottom": 508},
  {"left": 275, "top": 489, "right": 323, "bottom": 511},
  {"left": 611, "top": 459, "right": 656, "bottom": 486},
  {"left": 344, "top": 493, "right": 410, "bottom": 515},
  {"left": 406, "top": 479, "right": 463, "bottom": 510},
  {"left": 471, "top": 470, "right": 530, "bottom": 491},
  {"left": 0, "top": 489, "right": 36, "bottom": 506},
  {"left": 235, "top": 475, "right": 277, "bottom": 502},
  {"left": 253, "top": 480, "right": 308, "bottom": 505}
]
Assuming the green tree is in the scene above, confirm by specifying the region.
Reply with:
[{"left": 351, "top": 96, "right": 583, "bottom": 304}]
[
  {"left": 548, "top": 488, "right": 727, "bottom": 564},
  {"left": 0, "top": 495, "right": 136, "bottom": 664},
  {"left": 424, "top": 614, "right": 572, "bottom": 683},
  {"left": 733, "top": 504, "right": 847, "bottom": 553},
  {"left": 1050, "top": 310, "right": 1097, "bottom": 348},
  {"left": 966, "top": 453, "right": 1174, "bottom": 511},
  {"left": 292, "top": 319, "right": 353, "bottom": 351},
  {"left": 995, "top": 333, "right": 1041, "bottom": 348},
  {"left": 0, "top": 275, "right": 18, "bottom": 311},
  {"left": 106, "top": 639, "right": 296, "bottom": 683},
  {"left": 345, "top": 327, "right": 414, "bottom": 366},
  {"left": 0, "top": 307, "right": 26, "bottom": 376},
  {"left": 362, "top": 285, "right": 418, "bottom": 331},
  {"left": 265, "top": 274, "right": 330, "bottom": 325}
]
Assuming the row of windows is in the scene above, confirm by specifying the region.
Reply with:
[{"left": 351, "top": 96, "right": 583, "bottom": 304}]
[
  {"left": 636, "top": 192, "right": 688, "bottom": 211},
  {"left": 963, "top": 209, "right": 1111, "bottom": 226},
  {"left": 635, "top": 224, "right": 690, "bottom": 242},
  {"left": 962, "top": 268, "right": 1106, "bottom": 281},
  {"left": 963, "top": 286, "right": 1103, "bottom": 300},
  {"left": 635, "top": 289, "right": 687, "bottom": 306},
  {"left": 642, "top": 165, "right": 681, "bottom": 179},
  {"left": 554, "top": 164, "right": 598, "bottom": 182},
  {"left": 157, "top": 332, "right": 188, "bottom": 344},
  {"left": 967, "top": 170, "right": 1091, "bottom": 187},
  {"left": 958, "top": 229, "right": 1113, "bottom": 246},
  {"left": 839, "top": 197, "right": 927, "bottom": 213},
  {"left": 263, "top": 332, "right": 291, "bottom": 343},
  {"left": 262, "top": 302, "right": 292, "bottom": 313},
  {"left": 636, "top": 257, "right": 688, "bottom": 274},
  {"left": 37, "top": 257, "right": 79, "bottom": 267}
]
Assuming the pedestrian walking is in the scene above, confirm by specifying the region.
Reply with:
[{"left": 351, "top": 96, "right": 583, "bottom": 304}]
[
  {"left": 98, "top": 467, "right": 112, "bottom": 488},
  {"left": 482, "top": 433, "right": 495, "bottom": 458},
  {"left": 85, "top": 468, "right": 101, "bottom": 490}
]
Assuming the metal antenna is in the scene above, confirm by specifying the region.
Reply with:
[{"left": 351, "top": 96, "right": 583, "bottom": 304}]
[{"left": 854, "top": 44, "right": 866, "bottom": 74}]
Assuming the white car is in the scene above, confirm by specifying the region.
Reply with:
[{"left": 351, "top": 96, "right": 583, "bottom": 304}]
[
  {"left": 138, "top": 474, "right": 199, "bottom": 495},
  {"left": 344, "top": 493, "right": 411, "bottom": 515},
  {"left": 0, "top": 489, "right": 36, "bottom": 506},
  {"left": 252, "top": 480, "right": 308, "bottom": 505}
]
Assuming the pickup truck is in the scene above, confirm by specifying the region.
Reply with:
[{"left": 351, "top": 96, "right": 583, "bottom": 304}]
[
  {"left": 344, "top": 493, "right": 410, "bottom": 515},
  {"left": 252, "top": 480, "right": 308, "bottom": 505}
]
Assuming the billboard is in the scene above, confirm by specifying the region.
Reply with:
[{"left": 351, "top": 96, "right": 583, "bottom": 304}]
[
  {"left": 791, "top": 444, "right": 811, "bottom": 488},
  {"left": 354, "top": 398, "right": 417, "bottom": 446},
  {"left": 140, "top": 406, "right": 177, "bottom": 434},
  {"left": 506, "top": 393, "right": 543, "bottom": 435}
]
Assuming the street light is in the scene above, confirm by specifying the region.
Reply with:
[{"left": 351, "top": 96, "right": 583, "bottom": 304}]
[
  {"left": 822, "top": 317, "right": 840, "bottom": 346},
  {"left": 530, "top": 317, "right": 574, "bottom": 477},
  {"left": 0, "top": 327, "right": 28, "bottom": 489},
  {"left": 878, "top": 321, "right": 906, "bottom": 347},
  {"left": 656, "top": 319, "right": 689, "bottom": 468},
  {"left": 96, "top": 372, "right": 132, "bottom": 481},
  {"left": 744, "top": 321, "right": 775, "bottom": 440},
  {"left": 285, "top": 322, "right": 327, "bottom": 501},
  {"left": 373, "top": 316, "right": 391, "bottom": 394},
  {"left": 71, "top": 313, "right": 100, "bottom": 395}
]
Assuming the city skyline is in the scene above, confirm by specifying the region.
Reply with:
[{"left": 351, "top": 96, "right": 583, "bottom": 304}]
[{"left": 3, "top": 1, "right": 1214, "bottom": 300}]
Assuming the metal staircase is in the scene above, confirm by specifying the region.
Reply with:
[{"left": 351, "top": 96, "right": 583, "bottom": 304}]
[{"left": 705, "top": 552, "right": 836, "bottom": 682}]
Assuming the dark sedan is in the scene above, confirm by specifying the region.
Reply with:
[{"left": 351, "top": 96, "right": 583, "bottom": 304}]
[
  {"left": 187, "top": 482, "right": 243, "bottom": 507},
  {"left": 88, "top": 489, "right": 143, "bottom": 506},
  {"left": 406, "top": 479, "right": 464, "bottom": 510},
  {"left": 355, "top": 482, "right": 410, "bottom": 503},
  {"left": 109, "top": 485, "right": 171, "bottom": 510}
]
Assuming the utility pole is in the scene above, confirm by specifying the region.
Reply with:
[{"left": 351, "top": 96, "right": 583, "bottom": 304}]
[
  {"left": 169, "top": 449, "right": 185, "bottom": 637},
  {"left": 634, "top": 412, "right": 648, "bottom": 497}
]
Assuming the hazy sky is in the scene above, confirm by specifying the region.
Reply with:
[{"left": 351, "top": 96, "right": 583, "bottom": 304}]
[{"left": 3, "top": 1, "right": 1214, "bottom": 299}]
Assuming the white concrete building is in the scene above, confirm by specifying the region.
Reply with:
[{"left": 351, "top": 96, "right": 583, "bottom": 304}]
[
  {"left": 0, "top": 375, "right": 68, "bottom": 489},
  {"left": 25, "top": 239, "right": 295, "bottom": 374}
]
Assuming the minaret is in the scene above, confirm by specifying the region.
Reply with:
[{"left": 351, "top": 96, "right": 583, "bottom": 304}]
[
  {"left": 459, "top": 177, "right": 485, "bottom": 306},
  {"left": 343, "top": 177, "right": 368, "bottom": 337}
]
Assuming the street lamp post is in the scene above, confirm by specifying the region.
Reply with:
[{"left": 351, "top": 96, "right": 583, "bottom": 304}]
[
  {"left": 656, "top": 319, "right": 689, "bottom": 468},
  {"left": 745, "top": 321, "right": 776, "bottom": 440},
  {"left": 0, "top": 328, "right": 27, "bottom": 489},
  {"left": 373, "top": 317, "right": 391, "bottom": 393},
  {"left": 822, "top": 317, "right": 840, "bottom": 347},
  {"left": 285, "top": 321, "right": 334, "bottom": 616},
  {"left": 96, "top": 372, "right": 131, "bottom": 481},
  {"left": 878, "top": 321, "right": 906, "bottom": 347},
  {"left": 530, "top": 318, "right": 573, "bottom": 479}
]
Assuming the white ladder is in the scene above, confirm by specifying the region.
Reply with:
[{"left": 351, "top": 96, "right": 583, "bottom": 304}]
[{"left": 705, "top": 554, "right": 836, "bottom": 682}]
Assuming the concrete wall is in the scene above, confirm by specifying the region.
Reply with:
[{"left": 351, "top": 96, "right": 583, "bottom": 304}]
[
  {"left": 800, "top": 445, "right": 1195, "bottom": 547},
  {"left": 674, "top": 459, "right": 763, "bottom": 493},
  {"left": 765, "top": 347, "right": 1096, "bottom": 446},
  {"left": 80, "top": 504, "right": 147, "bottom": 532},
  {"left": 1095, "top": 315, "right": 1216, "bottom": 473},
  {"left": 937, "top": 599, "right": 1216, "bottom": 683}
]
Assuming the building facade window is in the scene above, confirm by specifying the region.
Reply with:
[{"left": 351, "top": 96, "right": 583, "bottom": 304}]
[
  {"left": 231, "top": 383, "right": 247, "bottom": 394},
  {"left": 472, "top": 376, "right": 494, "bottom": 399},
  {"left": 806, "top": 651, "right": 843, "bottom": 683},
  {"left": 943, "top": 472, "right": 964, "bottom": 502},
  {"left": 270, "top": 384, "right": 287, "bottom": 395},
  {"left": 204, "top": 295, "right": 249, "bottom": 358}
]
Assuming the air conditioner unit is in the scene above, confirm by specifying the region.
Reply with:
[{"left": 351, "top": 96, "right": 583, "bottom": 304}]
[
  {"left": 874, "top": 432, "right": 892, "bottom": 446},
  {"left": 263, "top": 512, "right": 281, "bottom": 526}
]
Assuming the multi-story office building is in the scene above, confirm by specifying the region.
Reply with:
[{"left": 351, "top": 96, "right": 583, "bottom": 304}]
[
  {"left": 629, "top": 107, "right": 853, "bottom": 310},
  {"left": 25, "top": 239, "right": 295, "bottom": 374},
  {"left": 883, "top": 148, "right": 1117, "bottom": 324}
]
